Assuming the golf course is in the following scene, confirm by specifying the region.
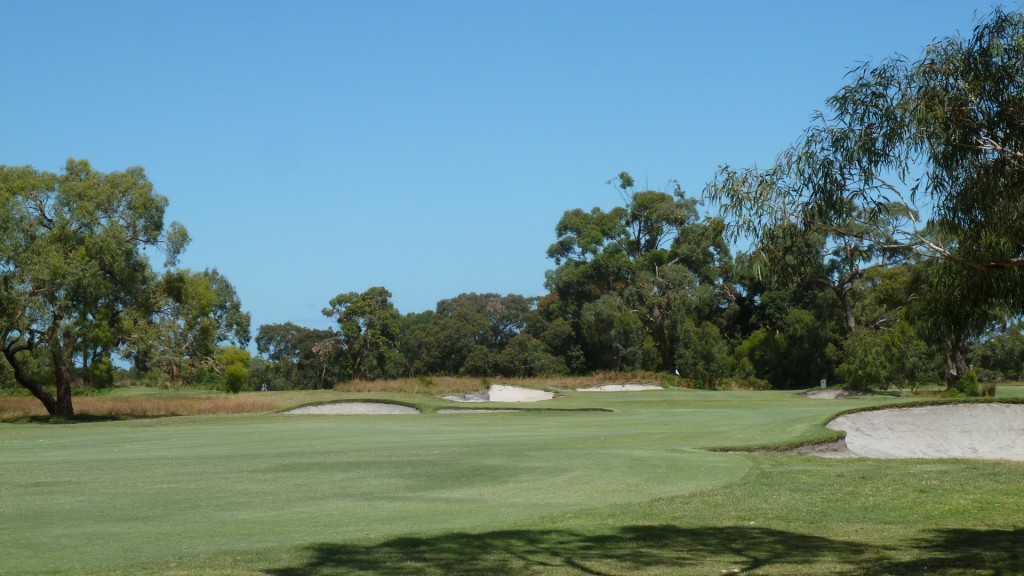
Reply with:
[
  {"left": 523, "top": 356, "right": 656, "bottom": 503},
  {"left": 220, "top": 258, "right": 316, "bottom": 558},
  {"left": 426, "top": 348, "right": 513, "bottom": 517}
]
[{"left": 3, "top": 384, "right": 1023, "bottom": 575}]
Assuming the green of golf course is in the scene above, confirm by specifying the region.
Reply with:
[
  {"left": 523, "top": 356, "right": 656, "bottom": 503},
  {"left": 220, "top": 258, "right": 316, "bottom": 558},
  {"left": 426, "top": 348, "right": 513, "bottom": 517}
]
[{"left": 2, "top": 387, "right": 1022, "bottom": 575}]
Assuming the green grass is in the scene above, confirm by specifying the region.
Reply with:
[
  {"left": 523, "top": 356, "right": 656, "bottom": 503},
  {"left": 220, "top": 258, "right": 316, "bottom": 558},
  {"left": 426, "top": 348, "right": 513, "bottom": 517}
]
[{"left": 1, "top": 387, "right": 1021, "bottom": 575}]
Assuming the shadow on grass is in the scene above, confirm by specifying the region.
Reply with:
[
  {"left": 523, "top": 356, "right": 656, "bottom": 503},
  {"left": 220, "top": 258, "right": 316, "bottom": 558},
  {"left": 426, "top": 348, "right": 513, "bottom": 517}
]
[
  {"left": 264, "top": 525, "right": 876, "bottom": 576},
  {"left": 265, "top": 525, "right": 1024, "bottom": 575},
  {"left": 867, "top": 528, "right": 1024, "bottom": 575}
]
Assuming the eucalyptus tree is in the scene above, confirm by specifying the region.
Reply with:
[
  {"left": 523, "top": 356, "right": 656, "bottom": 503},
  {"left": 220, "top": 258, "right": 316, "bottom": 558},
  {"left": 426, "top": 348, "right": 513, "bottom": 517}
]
[
  {"left": 415, "top": 292, "right": 533, "bottom": 375},
  {"left": 323, "top": 287, "right": 401, "bottom": 380},
  {"left": 546, "top": 172, "right": 734, "bottom": 373},
  {"left": 123, "top": 268, "right": 250, "bottom": 384},
  {"left": 255, "top": 322, "right": 340, "bottom": 389},
  {"left": 706, "top": 8, "right": 1024, "bottom": 316},
  {"left": 0, "top": 160, "right": 188, "bottom": 416}
]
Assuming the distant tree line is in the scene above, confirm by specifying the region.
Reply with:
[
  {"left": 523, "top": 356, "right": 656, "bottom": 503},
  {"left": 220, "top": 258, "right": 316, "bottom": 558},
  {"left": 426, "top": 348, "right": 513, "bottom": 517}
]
[{"left": 5, "top": 9, "right": 1024, "bottom": 415}]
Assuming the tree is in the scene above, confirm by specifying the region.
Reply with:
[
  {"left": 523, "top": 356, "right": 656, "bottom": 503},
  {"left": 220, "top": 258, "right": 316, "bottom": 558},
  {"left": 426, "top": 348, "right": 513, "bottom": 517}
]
[
  {"left": 708, "top": 9, "right": 1024, "bottom": 300},
  {"left": 255, "top": 322, "right": 340, "bottom": 389},
  {"left": 732, "top": 308, "right": 835, "bottom": 389},
  {"left": 0, "top": 160, "right": 188, "bottom": 416},
  {"left": 497, "top": 333, "right": 568, "bottom": 377},
  {"left": 903, "top": 260, "right": 1006, "bottom": 387},
  {"left": 579, "top": 293, "right": 653, "bottom": 371},
  {"left": 123, "top": 268, "right": 250, "bottom": 384},
  {"left": 973, "top": 321, "right": 1024, "bottom": 381},
  {"left": 414, "top": 293, "right": 533, "bottom": 375},
  {"left": 546, "top": 172, "right": 734, "bottom": 373},
  {"left": 215, "top": 345, "right": 250, "bottom": 393},
  {"left": 323, "top": 287, "right": 401, "bottom": 380}
]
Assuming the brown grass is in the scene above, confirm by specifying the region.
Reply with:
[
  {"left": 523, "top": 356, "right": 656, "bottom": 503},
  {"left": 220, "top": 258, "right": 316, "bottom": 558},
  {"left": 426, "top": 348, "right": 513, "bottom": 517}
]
[
  {"left": 336, "top": 376, "right": 488, "bottom": 394},
  {"left": 334, "top": 372, "right": 670, "bottom": 393},
  {"left": 0, "top": 395, "right": 277, "bottom": 420}
]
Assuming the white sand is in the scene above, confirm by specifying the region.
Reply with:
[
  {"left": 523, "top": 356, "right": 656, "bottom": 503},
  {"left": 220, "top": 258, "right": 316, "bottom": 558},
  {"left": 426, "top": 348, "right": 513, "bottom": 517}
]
[
  {"left": 827, "top": 403, "right": 1024, "bottom": 461},
  {"left": 285, "top": 402, "right": 420, "bottom": 415},
  {"left": 576, "top": 384, "right": 663, "bottom": 392},
  {"left": 438, "top": 405, "right": 524, "bottom": 409},
  {"left": 805, "top": 388, "right": 873, "bottom": 399},
  {"left": 444, "top": 384, "right": 554, "bottom": 403}
]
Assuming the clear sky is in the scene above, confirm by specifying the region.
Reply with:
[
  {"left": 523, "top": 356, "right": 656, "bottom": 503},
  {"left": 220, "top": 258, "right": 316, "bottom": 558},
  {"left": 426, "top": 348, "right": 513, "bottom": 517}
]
[{"left": 1, "top": 0, "right": 1011, "bottom": 333}]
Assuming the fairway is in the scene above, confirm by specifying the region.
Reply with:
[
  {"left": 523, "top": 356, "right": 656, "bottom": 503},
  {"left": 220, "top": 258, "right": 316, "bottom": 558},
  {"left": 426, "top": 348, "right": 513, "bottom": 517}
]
[{"left": 2, "top": 388, "right": 1022, "bottom": 575}]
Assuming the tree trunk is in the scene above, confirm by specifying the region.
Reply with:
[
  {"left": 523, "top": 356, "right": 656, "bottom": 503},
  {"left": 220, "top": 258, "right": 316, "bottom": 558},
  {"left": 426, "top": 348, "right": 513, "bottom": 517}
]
[
  {"left": 3, "top": 347, "right": 59, "bottom": 415},
  {"left": 833, "top": 286, "right": 857, "bottom": 334},
  {"left": 51, "top": 348, "right": 75, "bottom": 417},
  {"left": 944, "top": 337, "right": 970, "bottom": 389}
]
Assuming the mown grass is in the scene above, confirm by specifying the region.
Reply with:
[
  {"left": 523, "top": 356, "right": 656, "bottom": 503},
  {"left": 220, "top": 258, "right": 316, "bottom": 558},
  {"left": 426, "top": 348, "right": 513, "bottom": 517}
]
[{"left": 1, "top": 385, "right": 1022, "bottom": 575}]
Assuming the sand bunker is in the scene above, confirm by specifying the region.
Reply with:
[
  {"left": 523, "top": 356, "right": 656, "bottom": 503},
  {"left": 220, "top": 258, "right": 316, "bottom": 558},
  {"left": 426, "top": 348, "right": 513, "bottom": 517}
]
[
  {"left": 576, "top": 384, "right": 663, "bottom": 392},
  {"left": 827, "top": 403, "right": 1024, "bottom": 461},
  {"left": 805, "top": 388, "right": 873, "bottom": 399},
  {"left": 438, "top": 405, "right": 524, "bottom": 409},
  {"left": 444, "top": 384, "right": 554, "bottom": 403},
  {"left": 285, "top": 402, "right": 420, "bottom": 415}
]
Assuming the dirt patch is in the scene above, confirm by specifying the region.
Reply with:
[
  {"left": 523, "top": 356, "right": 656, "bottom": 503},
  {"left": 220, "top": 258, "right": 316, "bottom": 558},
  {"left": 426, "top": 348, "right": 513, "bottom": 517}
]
[{"left": 284, "top": 402, "right": 420, "bottom": 415}]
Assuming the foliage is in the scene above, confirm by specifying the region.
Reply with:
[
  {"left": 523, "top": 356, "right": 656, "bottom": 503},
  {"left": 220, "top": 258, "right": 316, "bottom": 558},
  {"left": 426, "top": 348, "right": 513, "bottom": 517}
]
[
  {"left": 0, "top": 160, "right": 188, "bottom": 416},
  {"left": 579, "top": 293, "right": 653, "bottom": 371},
  {"left": 413, "top": 293, "right": 533, "bottom": 375},
  {"left": 255, "top": 322, "right": 342, "bottom": 389},
  {"left": 973, "top": 325, "right": 1024, "bottom": 381},
  {"left": 216, "top": 346, "right": 250, "bottom": 393},
  {"left": 123, "top": 268, "right": 250, "bottom": 384},
  {"left": 709, "top": 9, "right": 1024, "bottom": 277},
  {"left": 733, "top": 309, "right": 834, "bottom": 389},
  {"left": 323, "top": 287, "right": 401, "bottom": 380},
  {"left": 957, "top": 369, "right": 980, "bottom": 397},
  {"left": 498, "top": 333, "right": 568, "bottom": 377},
  {"left": 545, "top": 172, "right": 734, "bottom": 374},
  {"left": 707, "top": 10, "right": 1024, "bottom": 387},
  {"left": 674, "top": 320, "right": 729, "bottom": 389}
]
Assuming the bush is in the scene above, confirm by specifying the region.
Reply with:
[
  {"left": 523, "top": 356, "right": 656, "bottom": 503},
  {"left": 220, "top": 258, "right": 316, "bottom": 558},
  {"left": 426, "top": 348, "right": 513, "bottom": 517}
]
[
  {"left": 216, "top": 346, "right": 251, "bottom": 394},
  {"left": 837, "top": 322, "right": 940, "bottom": 391},
  {"left": 674, "top": 321, "right": 729, "bottom": 390},
  {"left": 836, "top": 329, "right": 888, "bottom": 390},
  {"left": 224, "top": 364, "right": 248, "bottom": 394},
  {"left": 956, "top": 369, "right": 980, "bottom": 396}
]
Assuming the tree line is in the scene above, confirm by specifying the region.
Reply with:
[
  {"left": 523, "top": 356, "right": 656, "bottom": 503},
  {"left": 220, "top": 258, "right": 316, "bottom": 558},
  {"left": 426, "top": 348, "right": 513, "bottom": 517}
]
[{"left": 5, "top": 8, "right": 1024, "bottom": 415}]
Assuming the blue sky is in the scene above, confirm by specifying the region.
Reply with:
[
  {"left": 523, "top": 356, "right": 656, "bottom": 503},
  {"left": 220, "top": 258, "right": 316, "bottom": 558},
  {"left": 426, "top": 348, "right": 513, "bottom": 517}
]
[{"left": 2, "top": 0, "right": 1010, "bottom": 333}]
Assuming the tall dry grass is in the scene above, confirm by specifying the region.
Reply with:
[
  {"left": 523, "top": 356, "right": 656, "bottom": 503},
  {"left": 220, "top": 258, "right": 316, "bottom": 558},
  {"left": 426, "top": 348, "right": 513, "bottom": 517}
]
[
  {"left": 0, "top": 395, "right": 277, "bottom": 420},
  {"left": 334, "top": 372, "right": 669, "bottom": 393}
]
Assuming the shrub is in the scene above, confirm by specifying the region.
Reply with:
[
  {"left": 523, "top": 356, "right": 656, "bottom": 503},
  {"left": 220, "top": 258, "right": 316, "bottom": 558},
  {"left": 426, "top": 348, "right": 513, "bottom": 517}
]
[
  {"left": 216, "top": 346, "right": 251, "bottom": 394},
  {"left": 224, "top": 364, "right": 248, "bottom": 394},
  {"left": 836, "top": 329, "right": 889, "bottom": 390},
  {"left": 956, "top": 370, "right": 980, "bottom": 396},
  {"left": 674, "top": 321, "right": 729, "bottom": 390},
  {"left": 979, "top": 381, "right": 997, "bottom": 397}
]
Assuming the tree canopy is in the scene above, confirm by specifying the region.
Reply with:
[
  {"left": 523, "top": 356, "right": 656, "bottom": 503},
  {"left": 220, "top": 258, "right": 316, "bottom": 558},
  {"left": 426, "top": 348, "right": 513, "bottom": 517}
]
[
  {"left": 708, "top": 9, "right": 1024, "bottom": 292},
  {"left": 0, "top": 160, "right": 189, "bottom": 415}
]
